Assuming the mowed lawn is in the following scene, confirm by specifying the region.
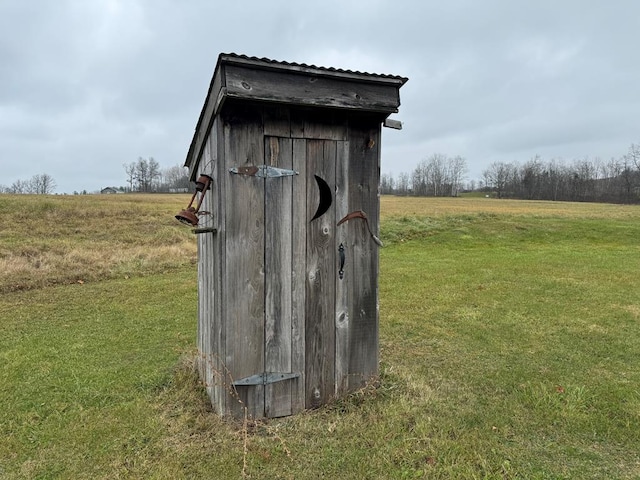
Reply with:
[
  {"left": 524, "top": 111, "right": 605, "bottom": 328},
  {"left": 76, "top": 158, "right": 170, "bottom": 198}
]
[{"left": 1, "top": 194, "right": 639, "bottom": 479}]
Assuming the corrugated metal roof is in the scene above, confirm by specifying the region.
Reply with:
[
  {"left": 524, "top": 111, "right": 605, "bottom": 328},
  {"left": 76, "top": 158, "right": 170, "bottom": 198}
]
[{"left": 220, "top": 53, "right": 409, "bottom": 85}]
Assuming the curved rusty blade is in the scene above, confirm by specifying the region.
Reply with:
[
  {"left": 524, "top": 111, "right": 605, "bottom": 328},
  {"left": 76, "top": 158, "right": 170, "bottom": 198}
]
[
  {"left": 337, "top": 210, "right": 383, "bottom": 247},
  {"left": 337, "top": 210, "right": 367, "bottom": 226}
]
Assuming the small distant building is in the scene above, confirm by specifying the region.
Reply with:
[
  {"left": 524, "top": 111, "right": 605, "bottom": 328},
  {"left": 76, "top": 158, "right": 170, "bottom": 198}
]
[{"left": 100, "top": 187, "right": 118, "bottom": 194}]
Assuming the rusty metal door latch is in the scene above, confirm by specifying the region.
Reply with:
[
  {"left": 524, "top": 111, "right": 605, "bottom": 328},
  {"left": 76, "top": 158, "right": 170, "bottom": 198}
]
[{"left": 337, "top": 210, "right": 383, "bottom": 247}]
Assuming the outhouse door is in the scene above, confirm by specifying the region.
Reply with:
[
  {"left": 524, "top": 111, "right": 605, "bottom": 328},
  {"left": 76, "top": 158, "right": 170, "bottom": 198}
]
[{"left": 225, "top": 135, "right": 348, "bottom": 418}]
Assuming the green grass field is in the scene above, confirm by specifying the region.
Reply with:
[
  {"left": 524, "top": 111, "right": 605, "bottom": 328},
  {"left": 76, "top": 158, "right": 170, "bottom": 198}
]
[{"left": 1, "top": 194, "right": 639, "bottom": 479}]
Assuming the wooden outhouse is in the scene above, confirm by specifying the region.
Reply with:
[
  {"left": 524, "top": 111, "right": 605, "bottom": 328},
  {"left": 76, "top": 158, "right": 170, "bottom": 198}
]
[{"left": 183, "top": 53, "right": 407, "bottom": 418}]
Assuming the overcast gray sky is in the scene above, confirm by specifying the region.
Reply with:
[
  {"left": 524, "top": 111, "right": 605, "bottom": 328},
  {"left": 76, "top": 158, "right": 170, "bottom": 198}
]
[{"left": 1, "top": 0, "right": 639, "bottom": 193}]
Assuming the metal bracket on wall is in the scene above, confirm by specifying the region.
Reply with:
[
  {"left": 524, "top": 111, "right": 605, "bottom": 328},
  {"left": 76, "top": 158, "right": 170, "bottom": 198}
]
[
  {"left": 232, "top": 372, "right": 301, "bottom": 386},
  {"left": 383, "top": 118, "right": 403, "bottom": 130},
  {"left": 192, "top": 227, "right": 217, "bottom": 235},
  {"left": 229, "top": 165, "right": 299, "bottom": 178}
]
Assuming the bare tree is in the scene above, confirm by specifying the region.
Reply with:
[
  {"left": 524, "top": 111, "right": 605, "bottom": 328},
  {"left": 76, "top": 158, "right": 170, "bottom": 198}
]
[
  {"left": 544, "top": 158, "right": 568, "bottom": 201},
  {"left": 29, "top": 173, "right": 57, "bottom": 194},
  {"left": 520, "top": 156, "right": 544, "bottom": 199},
  {"left": 466, "top": 179, "right": 477, "bottom": 192},
  {"left": 380, "top": 173, "right": 395, "bottom": 195},
  {"left": 569, "top": 157, "right": 600, "bottom": 201},
  {"left": 148, "top": 157, "right": 161, "bottom": 191},
  {"left": 627, "top": 143, "right": 640, "bottom": 171},
  {"left": 619, "top": 154, "right": 637, "bottom": 203},
  {"left": 125, "top": 159, "right": 190, "bottom": 193},
  {"left": 161, "top": 165, "right": 180, "bottom": 187},
  {"left": 9, "top": 179, "right": 28, "bottom": 194},
  {"left": 3, "top": 174, "right": 56, "bottom": 194},
  {"left": 123, "top": 162, "right": 136, "bottom": 192},
  {"left": 396, "top": 172, "right": 410, "bottom": 195},
  {"left": 431, "top": 153, "right": 448, "bottom": 196},
  {"left": 128, "top": 157, "right": 162, "bottom": 192},
  {"left": 411, "top": 161, "right": 429, "bottom": 196},
  {"left": 483, "top": 162, "right": 515, "bottom": 198},
  {"left": 161, "top": 164, "right": 191, "bottom": 191},
  {"left": 134, "top": 157, "right": 150, "bottom": 192},
  {"left": 411, "top": 153, "right": 467, "bottom": 197},
  {"left": 449, "top": 155, "right": 468, "bottom": 197}
]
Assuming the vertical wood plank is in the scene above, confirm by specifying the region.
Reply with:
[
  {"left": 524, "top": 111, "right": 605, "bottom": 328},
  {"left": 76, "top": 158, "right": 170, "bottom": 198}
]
[
  {"left": 346, "top": 122, "right": 381, "bottom": 391},
  {"left": 334, "top": 140, "right": 350, "bottom": 396},
  {"left": 264, "top": 136, "right": 294, "bottom": 418},
  {"left": 290, "top": 108, "right": 305, "bottom": 138},
  {"left": 200, "top": 127, "right": 217, "bottom": 412},
  {"left": 263, "top": 106, "right": 291, "bottom": 137},
  {"left": 208, "top": 117, "right": 225, "bottom": 415},
  {"left": 223, "top": 107, "right": 265, "bottom": 418},
  {"left": 196, "top": 135, "right": 210, "bottom": 400},
  {"left": 305, "top": 139, "right": 336, "bottom": 408},
  {"left": 303, "top": 110, "right": 348, "bottom": 140},
  {"left": 290, "top": 138, "right": 307, "bottom": 413}
]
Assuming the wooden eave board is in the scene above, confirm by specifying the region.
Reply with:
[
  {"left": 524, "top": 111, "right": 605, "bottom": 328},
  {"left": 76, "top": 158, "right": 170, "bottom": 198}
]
[{"left": 223, "top": 64, "right": 401, "bottom": 113}]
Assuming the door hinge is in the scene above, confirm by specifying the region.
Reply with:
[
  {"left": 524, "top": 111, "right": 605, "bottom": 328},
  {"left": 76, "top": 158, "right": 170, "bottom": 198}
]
[
  {"left": 232, "top": 372, "right": 300, "bottom": 386},
  {"left": 229, "top": 165, "right": 299, "bottom": 178}
]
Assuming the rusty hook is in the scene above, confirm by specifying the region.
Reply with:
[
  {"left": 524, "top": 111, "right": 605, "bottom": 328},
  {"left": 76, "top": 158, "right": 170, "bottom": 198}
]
[{"left": 337, "top": 210, "right": 383, "bottom": 247}]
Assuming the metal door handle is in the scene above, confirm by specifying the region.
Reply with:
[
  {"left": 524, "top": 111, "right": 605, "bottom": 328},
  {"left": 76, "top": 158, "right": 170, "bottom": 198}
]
[{"left": 338, "top": 243, "right": 345, "bottom": 280}]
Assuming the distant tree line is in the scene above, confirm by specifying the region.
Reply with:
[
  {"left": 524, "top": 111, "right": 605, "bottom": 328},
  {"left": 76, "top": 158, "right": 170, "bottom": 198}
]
[
  {"left": 0, "top": 173, "right": 57, "bottom": 194},
  {"left": 0, "top": 158, "right": 190, "bottom": 195},
  {"left": 382, "top": 143, "right": 640, "bottom": 204},
  {"left": 482, "top": 144, "right": 640, "bottom": 203},
  {"left": 381, "top": 153, "right": 468, "bottom": 197},
  {"left": 120, "top": 157, "right": 190, "bottom": 193}
]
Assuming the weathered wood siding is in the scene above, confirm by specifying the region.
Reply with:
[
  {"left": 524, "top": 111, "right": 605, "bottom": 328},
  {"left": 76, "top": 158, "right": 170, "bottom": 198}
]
[
  {"left": 345, "top": 122, "right": 381, "bottom": 391},
  {"left": 223, "top": 106, "right": 266, "bottom": 419},
  {"left": 196, "top": 116, "right": 225, "bottom": 414},
  {"left": 305, "top": 139, "right": 337, "bottom": 408},
  {"left": 290, "top": 138, "right": 307, "bottom": 414},
  {"left": 264, "top": 136, "right": 294, "bottom": 418}
]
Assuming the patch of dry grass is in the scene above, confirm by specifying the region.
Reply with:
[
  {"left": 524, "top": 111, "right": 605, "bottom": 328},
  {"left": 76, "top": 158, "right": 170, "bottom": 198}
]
[
  {"left": 0, "top": 193, "right": 196, "bottom": 292},
  {"left": 381, "top": 195, "right": 640, "bottom": 220}
]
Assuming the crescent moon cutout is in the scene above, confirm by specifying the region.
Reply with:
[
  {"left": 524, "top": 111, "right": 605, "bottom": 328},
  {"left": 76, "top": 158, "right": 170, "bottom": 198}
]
[{"left": 311, "top": 174, "right": 332, "bottom": 221}]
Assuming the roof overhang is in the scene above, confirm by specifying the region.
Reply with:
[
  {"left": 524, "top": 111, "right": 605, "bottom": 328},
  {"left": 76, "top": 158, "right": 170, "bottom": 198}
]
[{"left": 185, "top": 53, "right": 408, "bottom": 173}]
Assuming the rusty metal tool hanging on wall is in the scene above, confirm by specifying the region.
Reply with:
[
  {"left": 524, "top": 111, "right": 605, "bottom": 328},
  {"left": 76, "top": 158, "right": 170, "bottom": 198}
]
[{"left": 337, "top": 210, "right": 383, "bottom": 247}]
